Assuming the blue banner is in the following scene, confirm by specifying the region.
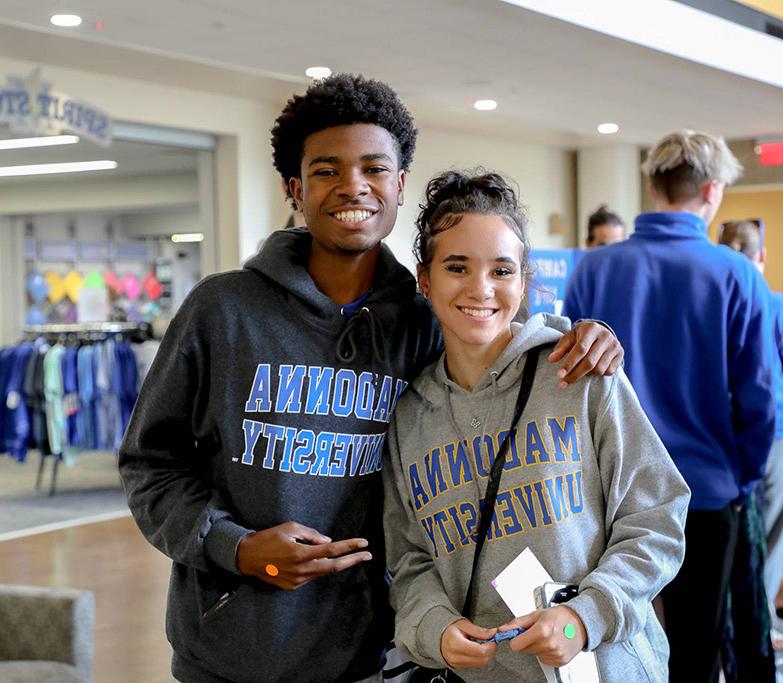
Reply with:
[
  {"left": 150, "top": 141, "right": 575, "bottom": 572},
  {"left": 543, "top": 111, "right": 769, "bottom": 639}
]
[{"left": 528, "top": 249, "right": 584, "bottom": 316}]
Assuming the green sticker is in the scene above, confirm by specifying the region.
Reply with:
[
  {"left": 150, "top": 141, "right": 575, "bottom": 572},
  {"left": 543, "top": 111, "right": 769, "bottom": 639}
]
[{"left": 563, "top": 624, "right": 576, "bottom": 640}]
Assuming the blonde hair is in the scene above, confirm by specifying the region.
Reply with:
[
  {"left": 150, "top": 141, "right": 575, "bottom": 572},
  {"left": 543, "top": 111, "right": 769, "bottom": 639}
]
[{"left": 641, "top": 130, "right": 742, "bottom": 204}]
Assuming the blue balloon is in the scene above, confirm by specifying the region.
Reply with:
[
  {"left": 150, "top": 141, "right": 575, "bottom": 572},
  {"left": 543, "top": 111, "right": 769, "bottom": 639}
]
[
  {"left": 26, "top": 271, "right": 49, "bottom": 303},
  {"left": 26, "top": 306, "right": 48, "bottom": 325}
]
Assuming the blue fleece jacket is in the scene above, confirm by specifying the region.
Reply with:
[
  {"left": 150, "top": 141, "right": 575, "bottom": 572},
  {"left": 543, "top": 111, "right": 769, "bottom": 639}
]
[
  {"left": 563, "top": 211, "right": 775, "bottom": 510},
  {"left": 771, "top": 291, "right": 783, "bottom": 439}
]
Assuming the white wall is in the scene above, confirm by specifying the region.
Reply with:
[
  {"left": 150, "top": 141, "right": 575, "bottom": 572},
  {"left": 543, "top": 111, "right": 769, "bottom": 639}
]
[
  {"left": 577, "top": 144, "right": 641, "bottom": 245},
  {"left": 0, "top": 172, "right": 199, "bottom": 215},
  {"left": 388, "top": 124, "right": 577, "bottom": 274}
]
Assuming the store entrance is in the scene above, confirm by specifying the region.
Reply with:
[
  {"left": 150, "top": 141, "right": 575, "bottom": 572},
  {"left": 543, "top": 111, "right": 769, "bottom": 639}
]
[
  {"left": 0, "top": 122, "right": 216, "bottom": 528},
  {"left": 0, "top": 121, "right": 216, "bottom": 345}
]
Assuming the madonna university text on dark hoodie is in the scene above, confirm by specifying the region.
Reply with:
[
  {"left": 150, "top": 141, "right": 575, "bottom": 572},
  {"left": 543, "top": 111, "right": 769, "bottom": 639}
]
[{"left": 118, "top": 228, "right": 442, "bottom": 683}]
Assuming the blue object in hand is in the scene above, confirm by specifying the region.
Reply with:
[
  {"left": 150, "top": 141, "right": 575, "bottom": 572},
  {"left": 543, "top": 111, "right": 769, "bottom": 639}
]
[{"left": 476, "top": 627, "right": 526, "bottom": 644}]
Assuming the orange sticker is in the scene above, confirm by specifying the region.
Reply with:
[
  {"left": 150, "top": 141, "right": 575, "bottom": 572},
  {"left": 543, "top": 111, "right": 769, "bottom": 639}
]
[{"left": 265, "top": 564, "right": 279, "bottom": 577}]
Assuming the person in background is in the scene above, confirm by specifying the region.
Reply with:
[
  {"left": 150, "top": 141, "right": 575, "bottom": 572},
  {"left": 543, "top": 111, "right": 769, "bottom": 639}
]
[
  {"left": 718, "top": 219, "right": 783, "bottom": 675},
  {"left": 585, "top": 205, "right": 625, "bottom": 248},
  {"left": 383, "top": 169, "right": 688, "bottom": 682},
  {"left": 563, "top": 129, "right": 776, "bottom": 683},
  {"left": 118, "top": 73, "right": 623, "bottom": 683}
]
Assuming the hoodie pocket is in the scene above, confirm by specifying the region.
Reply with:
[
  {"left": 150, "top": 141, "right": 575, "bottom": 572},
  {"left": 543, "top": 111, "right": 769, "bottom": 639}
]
[{"left": 201, "top": 584, "right": 247, "bottom": 623}]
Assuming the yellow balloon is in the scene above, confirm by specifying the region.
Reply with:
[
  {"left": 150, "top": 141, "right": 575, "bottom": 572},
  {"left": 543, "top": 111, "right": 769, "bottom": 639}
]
[
  {"left": 64, "top": 270, "right": 85, "bottom": 303},
  {"left": 45, "top": 271, "right": 66, "bottom": 304}
]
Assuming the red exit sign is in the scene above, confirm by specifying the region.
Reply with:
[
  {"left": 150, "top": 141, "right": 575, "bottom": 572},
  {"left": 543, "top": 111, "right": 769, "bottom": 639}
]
[{"left": 757, "top": 141, "right": 783, "bottom": 166}]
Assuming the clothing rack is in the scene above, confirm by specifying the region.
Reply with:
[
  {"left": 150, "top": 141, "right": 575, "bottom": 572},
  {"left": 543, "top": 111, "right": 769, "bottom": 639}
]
[
  {"left": 23, "top": 322, "right": 146, "bottom": 335},
  {"left": 15, "top": 322, "right": 146, "bottom": 496}
]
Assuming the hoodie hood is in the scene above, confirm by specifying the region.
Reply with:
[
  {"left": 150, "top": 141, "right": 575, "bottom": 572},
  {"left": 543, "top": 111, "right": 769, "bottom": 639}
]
[
  {"left": 413, "top": 314, "right": 565, "bottom": 406},
  {"left": 244, "top": 228, "right": 418, "bottom": 332}
]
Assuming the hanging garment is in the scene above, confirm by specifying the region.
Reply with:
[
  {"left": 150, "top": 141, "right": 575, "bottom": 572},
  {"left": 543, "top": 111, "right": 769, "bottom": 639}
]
[
  {"left": 76, "top": 344, "right": 96, "bottom": 450},
  {"left": 23, "top": 342, "right": 51, "bottom": 456},
  {"left": 0, "top": 343, "right": 34, "bottom": 462},
  {"left": 43, "top": 344, "right": 68, "bottom": 462}
]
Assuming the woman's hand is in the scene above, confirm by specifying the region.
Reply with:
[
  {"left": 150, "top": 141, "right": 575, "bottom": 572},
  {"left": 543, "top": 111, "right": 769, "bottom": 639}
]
[
  {"left": 498, "top": 606, "right": 587, "bottom": 667},
  {"left": 440, "top": 619, "right": 498, "bottom": 669}
]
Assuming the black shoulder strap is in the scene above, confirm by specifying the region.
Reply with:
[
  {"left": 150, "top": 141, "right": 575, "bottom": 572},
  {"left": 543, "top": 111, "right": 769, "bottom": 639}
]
[{"left": 460, "top": 342, "right": 554, "bottom": 616}]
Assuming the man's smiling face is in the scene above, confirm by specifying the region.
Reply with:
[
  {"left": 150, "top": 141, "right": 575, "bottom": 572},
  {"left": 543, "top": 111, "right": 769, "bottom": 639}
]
[{"left": 290, "top": 123, "right": 405, "bottom": 256}]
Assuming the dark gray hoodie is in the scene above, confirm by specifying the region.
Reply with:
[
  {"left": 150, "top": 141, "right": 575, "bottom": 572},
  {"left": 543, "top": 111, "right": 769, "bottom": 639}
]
[
  {"left": 383, "top": 317, "right": 690, "bottom": 682},
  {"left": 119, "top": 228, "right": 440, "bottom": 682}
]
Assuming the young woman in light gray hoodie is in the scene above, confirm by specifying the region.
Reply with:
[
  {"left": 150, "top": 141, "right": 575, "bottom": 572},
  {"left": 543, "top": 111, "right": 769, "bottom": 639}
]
[{"left": 383, "top": 170, "right": 690, "bottom": 682}]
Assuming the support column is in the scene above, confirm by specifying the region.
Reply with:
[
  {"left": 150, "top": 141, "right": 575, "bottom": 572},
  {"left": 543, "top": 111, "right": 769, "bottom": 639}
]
[{"left": 577, "top": 144, "right": 641, "bottom": 247}]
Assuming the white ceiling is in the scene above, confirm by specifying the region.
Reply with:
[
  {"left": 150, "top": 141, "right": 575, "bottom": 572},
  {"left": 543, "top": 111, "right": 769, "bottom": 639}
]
[
  {"left": 0, "top": 126, "right": 198, "bottom": 184},
  {"left": 0, "top": 0, "right": 781, "bottom": 148}
]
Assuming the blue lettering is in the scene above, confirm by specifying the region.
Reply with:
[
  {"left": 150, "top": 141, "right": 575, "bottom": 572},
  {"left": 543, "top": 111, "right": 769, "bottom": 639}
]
[
  {"left": 279, "top": 426, "right": 298, "bottom": 472},
  {"left": 566, "top": 471, "right": 584, "bottom": 513},
  {"left": 261, "top": 423, "right": 286, "bottom": 470},
  {"left": 372, "top": 376, "right": 393, "bottom": 422},
  {"left": 444, "top": 440, "right": 474, "bottom": 487},
  {"left": 548, "top": 417, "right": 581, "bottom": 462},
  {"left": 355, "top": 372, "right": 375, "bottom": 420},
  {"left": 328, "top": 433, "right": 352, "bottom": 477},
  {"left": 305, "top": 366, "right": 333, "bottom": 415},
  {"left": 525, "top": 421, "right": 550, "bottom": 464},
  {"left": 275, "top": 364, "right": 306, "bottom": 413},
  {"left": 332, "top": 369, "right": 357, "bottom": 417},
  {"left": 244, "top": 364, "right": 271, "bottom": 412},
  {"left": 292, "top": 429, "right": 314, "bottom": 474},
  {"left": 545, "top": 475, "right": 569, "bottom": 522},
  {"left": 240, "top": 419, "right": 264, "bottom": 465},
  {"left": 310, "top": 431, "right": 335, "bottom": 476},
  {"left": 409, "top": 462, "right": 430, "bottom": 510}
]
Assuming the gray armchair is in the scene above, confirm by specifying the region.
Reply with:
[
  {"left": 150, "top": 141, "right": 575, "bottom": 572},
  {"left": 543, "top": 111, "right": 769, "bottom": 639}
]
[{"left": 0, "top": 584, "right": 94, "bottom": 683}]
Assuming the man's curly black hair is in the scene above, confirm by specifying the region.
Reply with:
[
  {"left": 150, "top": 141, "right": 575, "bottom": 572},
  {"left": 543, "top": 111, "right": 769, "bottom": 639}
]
[{"left": 271, "top": 73, "right": 417, "bottom": 202}]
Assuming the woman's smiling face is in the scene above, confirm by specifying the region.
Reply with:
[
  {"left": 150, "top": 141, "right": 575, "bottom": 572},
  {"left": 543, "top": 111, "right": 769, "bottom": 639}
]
[{"left": 418, "top": 212, "right": 525, "bottom": 355}]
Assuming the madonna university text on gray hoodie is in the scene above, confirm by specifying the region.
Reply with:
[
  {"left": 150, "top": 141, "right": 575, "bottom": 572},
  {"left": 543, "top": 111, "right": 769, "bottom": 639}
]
[{"left": 383, "top": 315, "right": 690, "bottom": 682}]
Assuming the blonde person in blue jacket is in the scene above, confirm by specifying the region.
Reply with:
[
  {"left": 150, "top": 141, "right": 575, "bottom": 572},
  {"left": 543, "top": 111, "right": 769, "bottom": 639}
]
[{"left": 383, "top": 170, "right": 690, "bottom": 682}]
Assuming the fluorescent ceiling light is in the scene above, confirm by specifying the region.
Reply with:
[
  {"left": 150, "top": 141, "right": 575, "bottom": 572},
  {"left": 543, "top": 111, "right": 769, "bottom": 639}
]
[
  {"left": 597, "top": 122, "right": 620, "bottom": 134},
  {"left": 50, "top": 14, "right": 82, "bottom": 27},
  {"left": 0, "top": 135, "right": 80, "bottom": 150},
  {"left": 0, "top": 160, "right": 117, "bottom": 177},
  {"left": 305, "top": 66, "right": 332, "bottom": 79},
  {"left": 171, "top": 233, "right": 204, "bottom": 243},
  {"left": 474, "top": 99, "right": 498, "bottom": 111}
]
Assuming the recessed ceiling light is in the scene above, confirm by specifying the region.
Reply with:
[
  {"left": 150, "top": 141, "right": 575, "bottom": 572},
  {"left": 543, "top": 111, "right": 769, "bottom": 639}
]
[
  {"left": 305, "top": 66, "right": 332, "bottom": 80},
  {"left": 50, "top": 14, "right": 82, "bottom": 27},
  {"left": 474, "top": 99, "right": 497, "bottom": 111},
  {"left": 0, "top": 135, "right": 80, "bottom": 150},
  {"left": 0, "top": 160, "right": 117, "bottom": 177},
  {"left": 597, "top": 122, "right": 620, "bottom": 135},
  {"left": 171, "top": 233, "right": 205, "bottom": 243}
]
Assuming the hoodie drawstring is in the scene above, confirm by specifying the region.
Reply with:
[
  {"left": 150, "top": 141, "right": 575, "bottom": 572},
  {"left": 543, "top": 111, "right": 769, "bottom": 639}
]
[{"left": 336, "top": 307, "right": 388, "bottom": 386}]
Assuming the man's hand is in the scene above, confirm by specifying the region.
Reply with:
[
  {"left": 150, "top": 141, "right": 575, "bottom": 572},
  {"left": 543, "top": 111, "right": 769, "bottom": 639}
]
[
  {"left": 548, "top": 321, "right": 623, "bottom": 387},
  {"left": 499, "top": 606, "right": 587, "bottom": 667},
  {"left": 236, "top": 521, "right": 371, "bottom": 590},
  {"left": 440, "top": 619, "right": 498, "bottom": 669}
]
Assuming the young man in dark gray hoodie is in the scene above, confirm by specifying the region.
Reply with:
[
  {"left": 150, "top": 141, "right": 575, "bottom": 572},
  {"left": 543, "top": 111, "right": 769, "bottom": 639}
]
[{"left": 118, "top": 73, "right": 623, "bottom": 683}]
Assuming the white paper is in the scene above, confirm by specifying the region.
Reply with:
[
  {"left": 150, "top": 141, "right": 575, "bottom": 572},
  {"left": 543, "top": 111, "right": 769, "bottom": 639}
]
[
  {"left": 492, "top": 547, "right": 600, "bottom": 683},
  {"left": 491, "top": 547, "right": 552, "bottom": 617}
]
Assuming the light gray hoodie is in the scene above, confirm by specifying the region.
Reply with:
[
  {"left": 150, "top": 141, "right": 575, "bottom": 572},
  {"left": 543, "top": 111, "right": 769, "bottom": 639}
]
[{"left": 383, "top": 315, "right": 690, "bottom": 682}]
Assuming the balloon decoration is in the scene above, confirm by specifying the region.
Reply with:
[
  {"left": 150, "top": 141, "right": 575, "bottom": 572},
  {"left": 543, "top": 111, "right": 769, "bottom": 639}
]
[
  {"left": 26, "top": 271, "right": 48, "bottom": 303},
  {"left": 103, "top": 270, "right": 122, "bottom": 297},
  {"left": 122, "top": 273, "right": 142, "bottom": 302},
  {"left": 25, "top": 306, "right": 47, "bottom": 325},
  {"left": 64, "top": 270, "right": 85, "bottom": 303},
  {"left": 142, "top": 272, "right": 162, "bottom": 300},
  {"left": 44, "top": 271, "right": 66, "bottom": 304},
  {"left": 84, "top": 271, "right": 105, "bottom": 289}
]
